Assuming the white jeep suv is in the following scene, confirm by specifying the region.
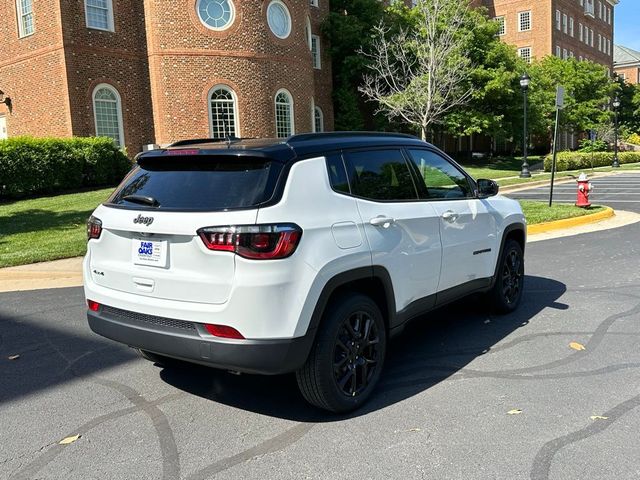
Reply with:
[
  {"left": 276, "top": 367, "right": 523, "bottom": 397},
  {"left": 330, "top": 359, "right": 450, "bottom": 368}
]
[{"left": 84, "top": 133, "right": 526, "bottom": 412}]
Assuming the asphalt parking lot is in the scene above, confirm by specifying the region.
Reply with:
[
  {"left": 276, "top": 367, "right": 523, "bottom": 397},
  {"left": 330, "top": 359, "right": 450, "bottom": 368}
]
[
  {"left": 508, "top": 172, "right": 640, "bottom": 210},
  {"left": 1, "top": 173, "right": 640, "bottom": 480}
]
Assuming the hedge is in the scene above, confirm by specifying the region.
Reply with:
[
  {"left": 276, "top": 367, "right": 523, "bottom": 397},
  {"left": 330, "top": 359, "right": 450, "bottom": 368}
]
[
  {"left": 543, "top": 151, "right": 640, "bottom": 172},
  {"left": 0, "top": 136, "right": 132, "bottom": 199}
]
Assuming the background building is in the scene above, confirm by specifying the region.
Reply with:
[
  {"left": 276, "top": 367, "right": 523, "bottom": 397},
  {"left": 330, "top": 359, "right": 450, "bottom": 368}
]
[
  {"left": 0, "top": 0, "right": 333, "bottom": 155},
  {"left": 480, "top": 0, "right": 616, "bottom": 71},
  {"left": 614, "top": 45, "right": 640, "bottom": 84}
]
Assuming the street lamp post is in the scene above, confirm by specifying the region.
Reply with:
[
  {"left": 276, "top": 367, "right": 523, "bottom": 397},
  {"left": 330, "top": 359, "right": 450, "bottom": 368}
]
[
  {"left": 612, "top": 96, "right": 620, "bottom": 168},
  {"left": 519, "top": 73, "right": 531, "bottom": 178}
]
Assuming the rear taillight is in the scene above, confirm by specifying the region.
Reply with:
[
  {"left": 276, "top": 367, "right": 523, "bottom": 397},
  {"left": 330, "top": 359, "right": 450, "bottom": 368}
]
[
  {"left": 197, "top": 224, "right": 302, "bottom": 260},
  {"left": 87, "top": 216, "right": 102, "bottom": 240},
  {"left": 204, "top": 324, "right": 245, "bottom": 339},
  {"left": 87, "top": 300, "right": 100, "bottom": 312}
]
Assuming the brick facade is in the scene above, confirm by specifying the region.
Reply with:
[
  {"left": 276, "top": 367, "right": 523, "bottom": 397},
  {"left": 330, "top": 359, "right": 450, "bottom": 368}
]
[
  {"left": 614, "top": 45, "right": 640, "bottom": 85},
  {"left": 480, "top": 0, "right": 616, "bottom": 70},
  {"left": 0, "top": 0, "right": 333, "bottom": 155}
]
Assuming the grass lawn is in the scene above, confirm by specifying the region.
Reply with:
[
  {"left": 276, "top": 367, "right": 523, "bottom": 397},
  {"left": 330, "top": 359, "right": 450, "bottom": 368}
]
[
  {"left": 462, "top": 156, "right": 543, "bottom": 180},
  {"left": 519, "top": 201, "right": 605, "bottom": 225},
  {"left": 0, "top": 188, "right": 613, "bottom": 269},
  {"left": 0, "top": 188, "right": 113, "bottom": 268}
]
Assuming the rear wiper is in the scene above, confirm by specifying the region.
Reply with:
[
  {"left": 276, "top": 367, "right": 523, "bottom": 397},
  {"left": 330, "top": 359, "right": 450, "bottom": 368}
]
[{"left": 122, "top": 195, "right": 160, "bottom": 207}]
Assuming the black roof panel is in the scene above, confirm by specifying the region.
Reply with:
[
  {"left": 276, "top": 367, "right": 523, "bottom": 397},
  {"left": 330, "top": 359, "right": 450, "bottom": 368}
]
[{"left": 138, "top": 132, "right": 432, "bottom": 163}]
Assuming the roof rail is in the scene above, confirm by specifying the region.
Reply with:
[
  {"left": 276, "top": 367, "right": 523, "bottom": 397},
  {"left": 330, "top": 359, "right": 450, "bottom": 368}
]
[
  {"left": 169, "top": 137, "right": 242, "bottom": 147},
  {"left": 287, "top": 131, "right": 417, "bottom": 143}
]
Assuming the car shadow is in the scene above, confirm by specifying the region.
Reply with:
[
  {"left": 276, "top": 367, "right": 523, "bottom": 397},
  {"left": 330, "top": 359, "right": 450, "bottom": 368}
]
[{"left": 159, "top": 275, "right": 567, "bottom": 421}]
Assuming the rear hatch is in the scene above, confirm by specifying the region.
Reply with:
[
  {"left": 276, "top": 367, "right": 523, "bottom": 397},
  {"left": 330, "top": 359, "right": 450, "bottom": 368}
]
[{"left": 88, "top": 151, "right": 283, "bottom": 305}]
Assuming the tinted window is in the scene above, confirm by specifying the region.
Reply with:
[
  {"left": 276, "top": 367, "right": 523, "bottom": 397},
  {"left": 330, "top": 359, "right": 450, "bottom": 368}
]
[
  {"left": 343, "top": 149, "right": 418, "bottom": 201},
  {"left": 108, "top": 156, "right": 282, "bottom": 211},
  {"left": 326, "top": 154, "right": 350, "bottom": 194},
  {"left": 407, "top": 149, "right": 472, "bottom": 200}
]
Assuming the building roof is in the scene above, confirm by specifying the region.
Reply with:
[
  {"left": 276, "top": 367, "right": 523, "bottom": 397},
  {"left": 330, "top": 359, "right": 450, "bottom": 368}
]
[{"left": 614, "top": 45, "right": 640, "bottom": 67}]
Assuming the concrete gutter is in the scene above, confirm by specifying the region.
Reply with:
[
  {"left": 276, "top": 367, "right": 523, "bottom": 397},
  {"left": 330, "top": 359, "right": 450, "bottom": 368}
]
[{"left": 0, "top": 257, "right": 83, "bottom": 293}]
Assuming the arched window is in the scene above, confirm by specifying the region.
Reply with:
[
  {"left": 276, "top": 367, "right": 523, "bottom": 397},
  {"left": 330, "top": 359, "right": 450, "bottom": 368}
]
[
  {"left": 314, "top": 106, "right": 324, "bottom": 133},
  {"left": 275, "top": 89, "right": 294, "bottom": 138},
  {"left": 209, "top": 85, "right": 239, "bottom": 139},
  {"left": 93, "top": 84, "right": 124, "bottom": 147}
]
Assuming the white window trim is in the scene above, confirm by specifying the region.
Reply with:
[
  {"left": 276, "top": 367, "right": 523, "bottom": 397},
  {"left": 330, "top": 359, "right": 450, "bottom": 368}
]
[
  {"left": 314, "top": 106, "right": 324, "bottom": 133},
  {"left": 311, "top": 34, "right": 321, "bottom": 69},
  {"left": 518, "top": 11, "right": 531, "bottom": 32},
  {"left": 92, "top": 83, "right": 125, "bottom": 148},
  {"left": 274, "top": 88, "right": 295, "bottom": 138},
  {"left": 267, "top": 0, "right": 292, "bottom": 39},
  {"left": 518, "top": 47, "right": 532, "bottom": 64},
  {"left": 495, "top": 16, "right": 506, "bottom": 36},
  {"left": 196, "top": 0, "right": 236, "bottom": 31},
  {"left": 207, "top": 84, "right": 240, "bottom": 138},
  {"left": 16, "top": 0, "right": 35, "bottom": 38},
  {"left": 85, "top": 0, "right": 115, "bottom": 32}
]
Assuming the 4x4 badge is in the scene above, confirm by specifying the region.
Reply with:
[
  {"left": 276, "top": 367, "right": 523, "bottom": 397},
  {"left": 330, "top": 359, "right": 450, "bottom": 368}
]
[{"left": 133, "top": 214, "right": 154, "bottom": 226}]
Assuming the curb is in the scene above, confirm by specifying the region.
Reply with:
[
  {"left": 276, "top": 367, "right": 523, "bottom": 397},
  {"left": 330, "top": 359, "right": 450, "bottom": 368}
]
[{"left": 527, "top": 207, "right": 615, "bottom": 235}]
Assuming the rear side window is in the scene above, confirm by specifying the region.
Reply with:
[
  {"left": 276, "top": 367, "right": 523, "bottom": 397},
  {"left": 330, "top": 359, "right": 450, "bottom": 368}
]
[
  {"left": 108, "top": 156, "right": 282, "bottom": 211},
  {"left": 407, "top": 149, "right": 473, "bottom": 200},
  {"left": 342, "top": 149, "right": 418, "bottom": 201}
]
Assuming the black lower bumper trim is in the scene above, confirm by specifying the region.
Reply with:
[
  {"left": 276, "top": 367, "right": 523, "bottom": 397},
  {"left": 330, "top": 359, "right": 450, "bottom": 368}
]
[{"left": 88, "top": 309, "right": 314, "bottom": 375}]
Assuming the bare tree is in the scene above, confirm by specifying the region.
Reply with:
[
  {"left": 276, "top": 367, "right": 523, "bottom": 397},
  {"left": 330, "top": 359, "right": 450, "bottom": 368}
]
[{"left": 359, "top": 0, "right": 475, "bottom": 140}]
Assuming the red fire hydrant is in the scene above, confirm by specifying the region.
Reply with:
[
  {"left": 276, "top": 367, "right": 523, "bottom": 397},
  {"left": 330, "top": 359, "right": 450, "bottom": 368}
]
[{"left": 576, "top": 173, "right": 593, "bottom": 208}]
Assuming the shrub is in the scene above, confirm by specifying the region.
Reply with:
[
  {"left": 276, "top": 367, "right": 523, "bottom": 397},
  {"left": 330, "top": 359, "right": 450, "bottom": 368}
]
[
  {"left": 626, "top": 133, "right": 640, "bottom": 146},
  {"left": 578, "top": 139, "right": 609, "bottom": 153},
  {"left": 0, "top": 136, "right": 132, "bottom": 199},
  {"left": 544, "top": 151, "right": 640, "bottom": 172}
]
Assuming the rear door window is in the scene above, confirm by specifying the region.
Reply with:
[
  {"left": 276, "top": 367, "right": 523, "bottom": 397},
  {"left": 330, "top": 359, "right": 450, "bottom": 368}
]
[
  {"left": 108, "top": 156, "right": 282, "bottom": 211},
  {"left": 342, "top": 149, "right": 418, "bottom": 201}
]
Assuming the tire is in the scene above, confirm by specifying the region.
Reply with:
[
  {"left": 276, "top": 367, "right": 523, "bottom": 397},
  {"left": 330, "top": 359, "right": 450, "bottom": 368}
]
[
  {"left": 296, "top": 293, "right": 387, "bottom": 413},
  {"left": 489, "top": 239, "right": 524, "bottom": 314}
]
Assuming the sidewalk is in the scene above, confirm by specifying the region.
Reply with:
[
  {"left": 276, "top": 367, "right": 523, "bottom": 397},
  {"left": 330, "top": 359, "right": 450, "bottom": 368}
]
[{"left": 0, "top": 257, "right": 84, "bottom": 293}]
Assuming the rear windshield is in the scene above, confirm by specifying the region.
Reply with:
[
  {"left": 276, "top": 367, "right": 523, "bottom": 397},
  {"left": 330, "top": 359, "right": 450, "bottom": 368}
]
[{"left": 107, "top": 156, "right": 282, "bottom": 211}]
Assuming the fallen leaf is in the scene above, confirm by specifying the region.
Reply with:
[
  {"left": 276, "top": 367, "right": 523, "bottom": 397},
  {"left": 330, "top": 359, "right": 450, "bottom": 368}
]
[
  {"left": 569, "top": 342, "right": 586, "bottom": 351},
  {"left": 59, "top": 434, "right": 81, "bottom": 445},
  {"left": 8, "top": 354, "right": 20, "bottom": 360},
  {"left": 408, "top": 428, "right": 421, "bottom": 432},
  {"left": 507, "top": 409, "right": 523, "bottom": 415},
  {"left": 483, "top": 319, "right": 491, "bottom": 324},
  {"left": 590, "top": 415, "right": 609, "bottom": 420}
]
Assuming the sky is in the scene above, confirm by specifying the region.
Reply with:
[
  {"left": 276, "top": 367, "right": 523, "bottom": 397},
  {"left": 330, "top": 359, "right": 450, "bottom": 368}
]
[{"left": 615, "top": 1, "right": 640, "bottom": 50}]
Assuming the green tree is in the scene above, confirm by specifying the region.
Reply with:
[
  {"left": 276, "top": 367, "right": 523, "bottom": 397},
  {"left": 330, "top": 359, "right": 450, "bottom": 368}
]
[
  {"left": 527, "top": 57, "right": 615, "bottom": 141},
  {"left": 360, "top": 0, "right": 477, "bottom": 139},
  {"left": 322, "top": 0, "right": 386, "bottom": 131}
]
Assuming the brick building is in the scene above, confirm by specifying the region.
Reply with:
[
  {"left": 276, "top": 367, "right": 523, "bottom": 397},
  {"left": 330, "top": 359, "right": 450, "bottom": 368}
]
[
  {"left": 0, "top": 0, "right": 333, "bottom": 155},
  {"left": 614, "top": 45, "right": 640, "bottom": 84},
  {"left": 480, "top": 0, "right": 617, "bottom": 71}
]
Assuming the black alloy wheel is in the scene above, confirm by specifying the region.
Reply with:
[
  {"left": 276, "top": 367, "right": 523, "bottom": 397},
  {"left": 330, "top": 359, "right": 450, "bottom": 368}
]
[
  {"left": 296, "top": 293, "right": 387, "bottom": 413},
  {"left": 333, "top": 310, "right": 382, "bottom": 397},
  {"left": 489, "top": 239, "right": 524, "bottom": 314}
]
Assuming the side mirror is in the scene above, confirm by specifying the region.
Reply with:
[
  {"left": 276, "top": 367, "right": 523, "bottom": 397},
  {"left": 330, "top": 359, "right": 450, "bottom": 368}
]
[{"left": 477, "top": 179, "right": 499, "bottom": 198}]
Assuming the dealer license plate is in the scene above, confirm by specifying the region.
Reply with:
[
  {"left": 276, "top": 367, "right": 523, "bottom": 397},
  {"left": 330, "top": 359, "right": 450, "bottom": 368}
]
[{"left": 132, "top": 239, "right": 168, "bottom": 267}]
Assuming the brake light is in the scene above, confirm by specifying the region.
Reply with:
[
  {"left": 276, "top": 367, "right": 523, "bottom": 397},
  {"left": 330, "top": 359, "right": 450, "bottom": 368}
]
[
  {"left": 87, "top": 300, "right": 100, "bottom": 312},
  {"left": 87, "top": 216, "right": 102, "bottom": 240},
  {"left": 204, "top": 324, "right": 245, "bottom": 339},
  {"left": 166, "top": 149, "right": 200, "bottom": 156},
  {"left": 197, "top": 224, "right": 302, "bottom": 260}
]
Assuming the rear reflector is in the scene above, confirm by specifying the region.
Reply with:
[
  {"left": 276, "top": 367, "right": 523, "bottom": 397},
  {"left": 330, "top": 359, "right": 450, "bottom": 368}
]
[
  {"left": 87, "top": 300, "right": 100, "bottom": 312},
  {"left": 204, "top": 324, "right": 245, "bottom": 339},
  {"left": 198, "top": 224, "right": 302, "bottom": 260}
]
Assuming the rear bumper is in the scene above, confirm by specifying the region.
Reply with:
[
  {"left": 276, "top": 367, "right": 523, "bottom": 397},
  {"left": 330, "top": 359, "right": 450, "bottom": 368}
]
[{"left": 87, "top": 305, "right": 314, "bottom": 375}]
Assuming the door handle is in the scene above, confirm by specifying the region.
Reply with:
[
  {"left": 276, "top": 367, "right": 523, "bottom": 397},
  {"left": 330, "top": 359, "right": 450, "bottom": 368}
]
[
  {"left": 441, "top": 211, "right": 459, "bottom": 223},
  {"left": 369, "top": 216, "right": 395, "bottom": 228}
]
